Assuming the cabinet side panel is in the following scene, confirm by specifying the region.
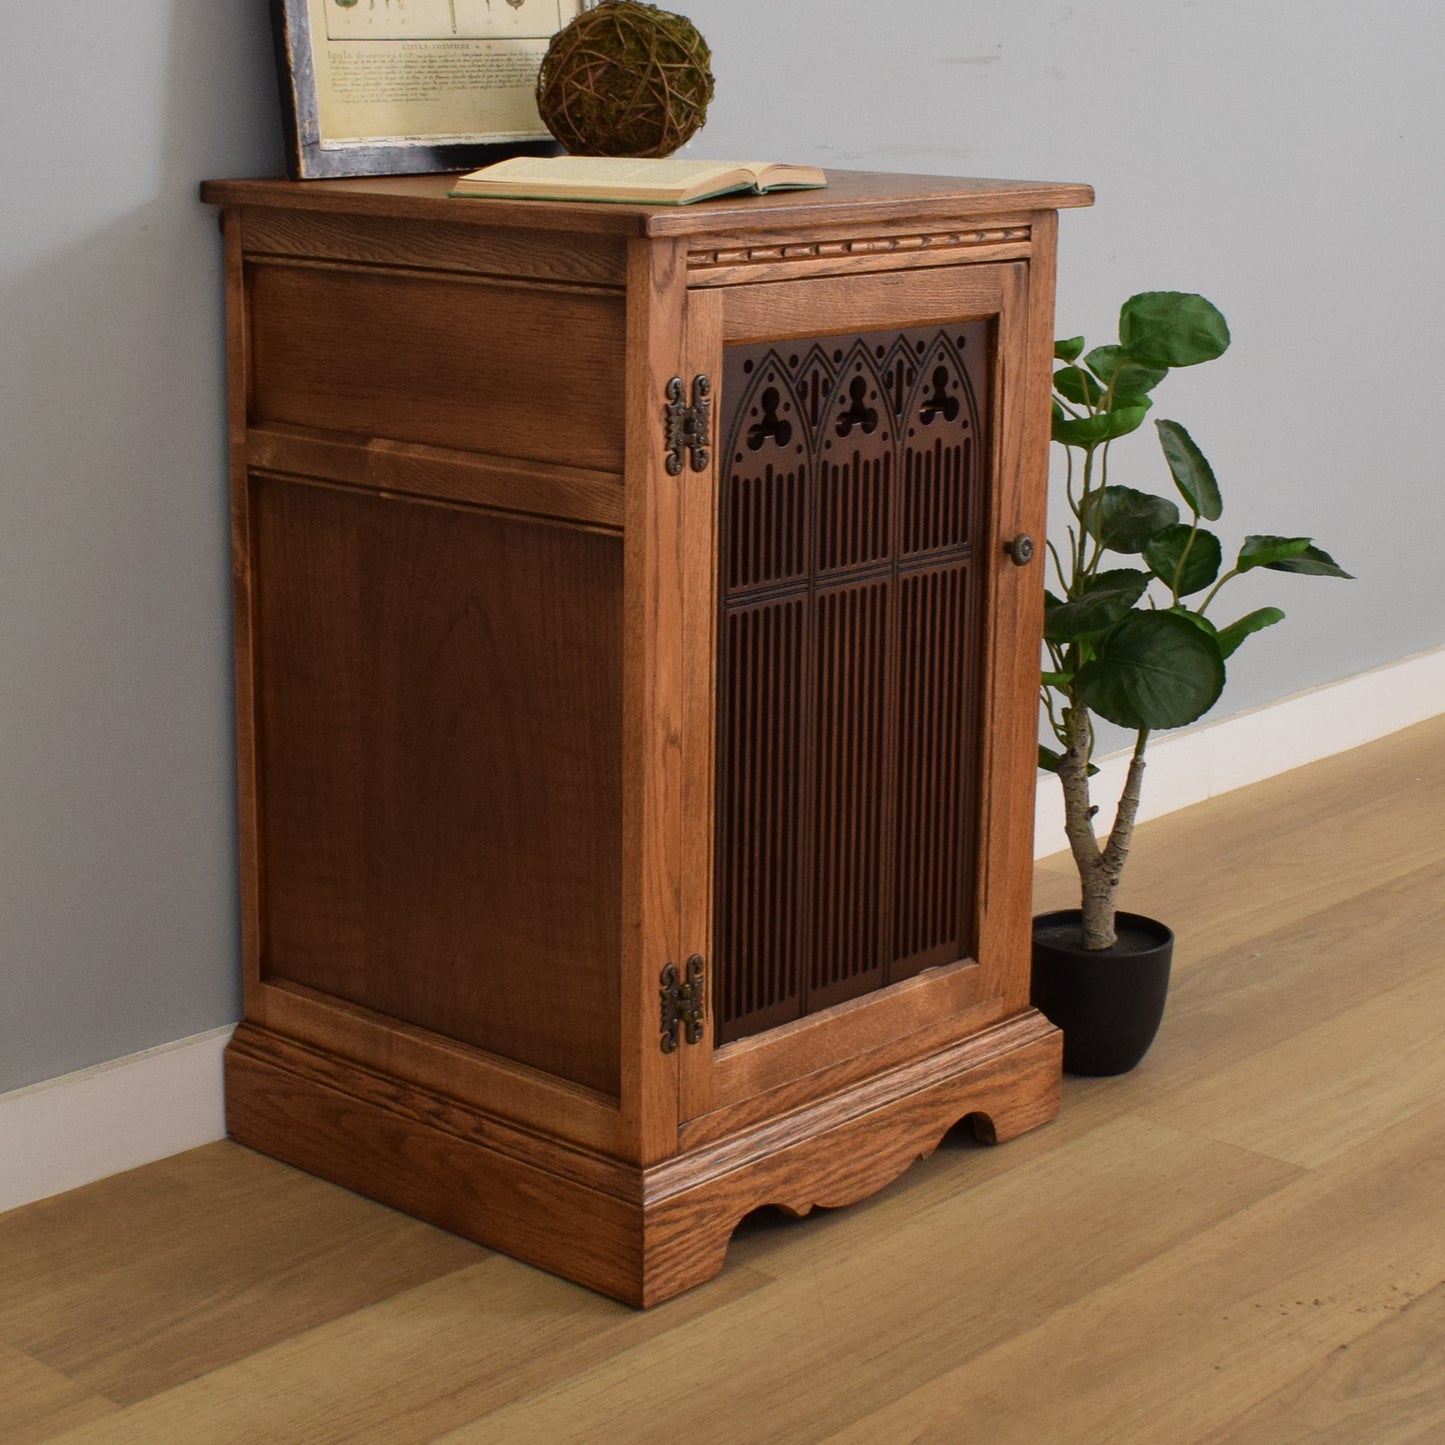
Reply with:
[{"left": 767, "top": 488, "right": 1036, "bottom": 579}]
[{"left": 251, "top": 476, "right": 624, "bottom": 1098}]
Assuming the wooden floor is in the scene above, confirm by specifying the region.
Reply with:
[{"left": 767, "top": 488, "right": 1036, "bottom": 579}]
[{"left": 4, "top": 716, "right": 1443, "bottom": 1444}]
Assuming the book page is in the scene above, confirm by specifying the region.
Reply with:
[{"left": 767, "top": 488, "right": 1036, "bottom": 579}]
[
  {"left": 473, "top": 156, "right": 743, "bottom": 186},
  {"left": 306, "top": 0, "right": 585, "bottom": 147}
]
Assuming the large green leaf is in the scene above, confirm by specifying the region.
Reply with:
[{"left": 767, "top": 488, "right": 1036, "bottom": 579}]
[
  {"left": 1052, "top": 405, "right": 1150, "bottom": 447},
  {"left": 1076, "top": 610, "right": 1226, "bottom": 731},
  {"left": 1083, "top": 344, "right": 1168, "bottom": 401},
  {"left": 1044, "top": 570, "right": 1151, "bottom": 642},
  {"left": 1266, "top": 544, "right": 1353, "bottom": 579},
  {"left": 1165, "top": 606, "right": 1219, "bottom": 637},
  {"left": 1217, "top": 606, "right": 1285, "bottom": 659},
  {"left": 1085, "top": 566, "right": 1154, "bottom": 596},
  {"left": 1143, "top": 523, "right": 1222, "bottom": 597},
  {"left": 1156, "top": 419, "right": 1223, "bottom": 520},
  {"left": 1081, "top": 486, "right": 1181, "bottom": 554},
  {"left": 1236, "top": 534, "right": 1311, "bottom": 572},
  {"left": 1054, "top": 365, "right": 1104, "bottom": 408},
  {"left": 1054, "top": 336, "right": 1085, "bottom": 363},
  {"left": 1119, "top": 292, "right": 1231, "bottom": 368}
]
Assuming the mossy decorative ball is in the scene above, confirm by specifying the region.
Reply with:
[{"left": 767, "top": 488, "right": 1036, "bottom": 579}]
[{"left": 537, "top": 1, "right": 714, "bottom": 158}]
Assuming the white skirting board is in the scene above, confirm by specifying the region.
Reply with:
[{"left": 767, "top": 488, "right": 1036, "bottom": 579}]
[
  {"left": 1034, "top": 644, "right": 1445, "bottom": 857},
  {"left": 0, "top": 1026, "right": 232, "bottom": 1215},
  {"left": 2, "top": 646, "right": 1442, "bottom": 1217}
]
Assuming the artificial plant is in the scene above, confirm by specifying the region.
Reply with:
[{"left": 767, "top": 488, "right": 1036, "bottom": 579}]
[{"left": 1042, "top": 292, "right": 1351, "bottom": 949}]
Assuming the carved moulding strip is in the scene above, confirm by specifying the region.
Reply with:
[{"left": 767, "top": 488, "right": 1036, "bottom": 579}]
[
  {"left": 686, "top": 225, "right": 1033, "bottom": 287},
  {"left": 692, "top": 225, "right": 1030, "bottom": 268}
]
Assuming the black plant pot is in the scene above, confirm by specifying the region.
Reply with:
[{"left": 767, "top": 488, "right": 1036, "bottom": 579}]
[{"left": 1030, "top": 910, "right": 1174, "bottom": 1076}]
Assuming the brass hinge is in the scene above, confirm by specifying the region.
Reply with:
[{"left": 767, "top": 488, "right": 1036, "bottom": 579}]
[
  {"left": 660, "top": 954, "right": 705, "bottom": 1053},
  {"left": 664, "top": 375, "right": 712, "bottom": 475}
]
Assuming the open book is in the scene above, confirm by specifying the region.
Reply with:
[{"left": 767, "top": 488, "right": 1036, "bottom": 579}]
[{"left": 449, "top": 156, "right": 827, "bottom": 206}]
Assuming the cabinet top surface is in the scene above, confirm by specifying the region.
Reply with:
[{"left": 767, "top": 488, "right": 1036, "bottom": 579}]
[{"left": 200, "top": 168, "right": 1093, "bottom": 238}]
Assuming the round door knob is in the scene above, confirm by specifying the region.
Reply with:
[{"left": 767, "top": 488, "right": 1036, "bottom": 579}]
[{"left": 1006, "top": 533, "right": 1036, "bottom": 566}]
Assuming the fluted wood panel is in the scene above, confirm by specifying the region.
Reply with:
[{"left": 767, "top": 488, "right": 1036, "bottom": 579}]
[
  {"left": 902, "top": 435, "right": 971, "bottom": 556},
  {"left": 715, "top": 598, "right": 808, "bottom": 1038},
  {"left": 809, "top": 579, "right": 891, "bottom": 1012},
  {"left": 724, "top": 461, "right": 809, "bottom": 595},
  {"left": 715, "top": 324, "right": 989, "bottom": 1043},
  {"left": 893, "top": 562, "right": 972, "bottom": 974}
]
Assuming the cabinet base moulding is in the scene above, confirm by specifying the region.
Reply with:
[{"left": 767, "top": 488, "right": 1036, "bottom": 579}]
[{"left": 224, "top": 1011, "right": 1062, "bottom": 1307}]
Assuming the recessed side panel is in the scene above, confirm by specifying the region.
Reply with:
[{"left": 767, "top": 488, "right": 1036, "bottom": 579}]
[
  {"left": 714, "top": 324, "right": 990, "bottom": 1044},
  {"left": 250, "top": 475, "right": 624, "bottom": 1098}
]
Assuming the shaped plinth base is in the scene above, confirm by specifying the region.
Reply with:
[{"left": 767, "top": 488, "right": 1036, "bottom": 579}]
[{"left": 225, "top": 1009, "right": 1061, "bottom": 1307}]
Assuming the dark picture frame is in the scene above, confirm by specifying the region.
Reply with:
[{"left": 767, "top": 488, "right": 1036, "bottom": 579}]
[{"left": 271, "top": 0, "right": 586, "bottom": 179}]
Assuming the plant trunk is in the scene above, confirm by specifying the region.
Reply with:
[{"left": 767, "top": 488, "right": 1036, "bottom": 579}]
[
  {"left": 1056, "top": 708, "right": 1149, "bottom": 951},
  {"left": 1079, "top": 866, "right": 1120, "bottom": 950}
]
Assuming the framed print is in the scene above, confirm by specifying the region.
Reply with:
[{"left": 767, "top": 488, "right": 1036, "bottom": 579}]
[{"left": 272, "top": 0, "right": 590, "bottom": 179}]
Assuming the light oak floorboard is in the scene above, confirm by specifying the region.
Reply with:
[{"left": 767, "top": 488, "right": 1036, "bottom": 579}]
[
  {"left": 39, "top": 1257, "right": 769, "bottom": 1445},
  {"left": 825, "top": 1099, "right": 1445, "bottom": 1445},
  {"left": 1027, "top": 859, "right": 1445, "bottom": 1165},
  {"left": 0, "top": 1143, "right": 483, "bottom": 1404},
  {"left": 0, "top": 1342, "right": 119, "bottom": 1444},
  {"left": 431, "top": 1119, "right": 1301, "bottom": 1444},
  {"left": 1141, "top": 947, "right": 1445, "bottom": 1168},
  {"left": 1142, "top": 860, "right": 1444, "bottom": 1089},
  {"left": 1199, "top": 1280, "right": 1445, "bottom": 1444}
]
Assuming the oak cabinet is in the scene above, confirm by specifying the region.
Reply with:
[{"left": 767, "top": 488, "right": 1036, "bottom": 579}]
[{"left": 203, "top": 170, "right": 1091, "bottom": 1306}]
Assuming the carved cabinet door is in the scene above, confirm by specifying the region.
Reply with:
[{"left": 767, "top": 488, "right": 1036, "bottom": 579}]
[{"left": 677, "top": 259, "right": 1047, "bottom": 1144}]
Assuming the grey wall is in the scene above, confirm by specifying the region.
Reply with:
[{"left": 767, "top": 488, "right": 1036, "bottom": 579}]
[
  {"left": 0, "top": 4, "right": 280, "bottom": 1093},
  {"left": 1, "top": 1, "right": 1439, "bottom": 1093}
]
